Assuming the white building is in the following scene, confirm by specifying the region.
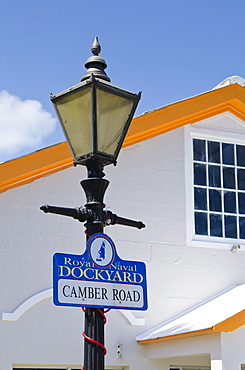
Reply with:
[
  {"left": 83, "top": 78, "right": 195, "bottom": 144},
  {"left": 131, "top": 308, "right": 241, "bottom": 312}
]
[{"left": 1, "top": 76, "right": 245, "bottom": 370}]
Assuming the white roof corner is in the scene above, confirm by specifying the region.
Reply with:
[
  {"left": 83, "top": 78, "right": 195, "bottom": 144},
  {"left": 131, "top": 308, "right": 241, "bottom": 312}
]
[
  {"left": 136, "top": 284, "right": 245, "bottom": 342},
  {"left": 213, "top": 75, "right": 245, "bottom": 90}
]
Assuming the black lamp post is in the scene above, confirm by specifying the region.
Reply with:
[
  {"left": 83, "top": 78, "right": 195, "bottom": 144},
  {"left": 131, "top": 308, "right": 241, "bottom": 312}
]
[{"left": 41, "top": 37, "right": 145, "bottom": 370}]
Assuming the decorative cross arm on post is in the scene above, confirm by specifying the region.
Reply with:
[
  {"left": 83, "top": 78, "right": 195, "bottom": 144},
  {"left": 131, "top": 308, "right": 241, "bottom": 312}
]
[{"left": 40, "top": 204, "right": 145, "bottom": 229}]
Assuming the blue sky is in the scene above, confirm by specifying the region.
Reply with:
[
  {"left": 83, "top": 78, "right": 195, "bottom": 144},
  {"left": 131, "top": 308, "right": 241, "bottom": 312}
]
[{"left": 0, "top": 0, "right": 245, "bottom": 162}]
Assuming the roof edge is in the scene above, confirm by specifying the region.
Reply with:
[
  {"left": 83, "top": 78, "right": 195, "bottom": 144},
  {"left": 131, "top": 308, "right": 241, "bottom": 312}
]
[
  {"left": 0, "top": 142, "right": 73, "bottom": 193},
  {"left": 2, "top": 83, "right": 245, "bottom": 193},
  {"left": 138, "top": 304, "right": 245, "bottom": 345},
  {"left": 138, "top": 328, "right": 215, "bottom": 344}
]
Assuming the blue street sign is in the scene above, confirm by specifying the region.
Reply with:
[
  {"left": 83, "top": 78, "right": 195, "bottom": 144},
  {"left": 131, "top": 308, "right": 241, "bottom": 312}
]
[{"left": 53, "top": 233, "right": 148, "bottom": 311}]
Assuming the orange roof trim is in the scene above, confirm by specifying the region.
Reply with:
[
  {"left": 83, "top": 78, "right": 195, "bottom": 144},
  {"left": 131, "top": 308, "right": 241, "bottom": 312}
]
[
  {"left": 1, "top": 83, "right": 245, "bottom": 193},
  {"left": 0, "top": 143, "right": 73, "bottom": 193},
  {"left": 138, "top": 309, "right": 245, "bottom": 345}
]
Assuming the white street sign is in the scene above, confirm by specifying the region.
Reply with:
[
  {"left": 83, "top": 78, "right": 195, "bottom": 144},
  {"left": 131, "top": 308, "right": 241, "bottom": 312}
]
[{"left": 58, "top": 279, "right": 144, "bottom": 309}]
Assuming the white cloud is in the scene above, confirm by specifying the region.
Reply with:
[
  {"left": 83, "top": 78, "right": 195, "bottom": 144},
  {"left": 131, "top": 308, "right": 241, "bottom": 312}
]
[{"left": 0, "top": 90, "right": 57, "bottom": 160}]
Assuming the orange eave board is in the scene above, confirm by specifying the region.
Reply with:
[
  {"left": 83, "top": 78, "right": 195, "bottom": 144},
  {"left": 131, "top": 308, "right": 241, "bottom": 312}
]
[
  {"left": 138, "top": 309, "right": 245, "bottom": 344},
  {"left": 1, "top": 83, "right": 245, "bottom": 193}
]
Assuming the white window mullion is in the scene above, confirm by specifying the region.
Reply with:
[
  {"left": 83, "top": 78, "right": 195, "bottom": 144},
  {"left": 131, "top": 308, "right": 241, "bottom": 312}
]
[
  {"left": 234, "top": 144, "right": 240, "bottom": 239},
  {"left": 205, "top": 140, "right": 211, "bottom": 237}
]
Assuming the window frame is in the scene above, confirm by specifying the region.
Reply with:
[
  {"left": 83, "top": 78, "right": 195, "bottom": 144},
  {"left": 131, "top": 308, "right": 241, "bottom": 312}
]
[{"left": 185, "top": 124, "right": 245, "bottom": 250}]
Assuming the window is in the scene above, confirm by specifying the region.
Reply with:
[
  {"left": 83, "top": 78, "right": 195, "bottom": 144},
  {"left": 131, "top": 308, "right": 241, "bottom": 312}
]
[{"left": 193, "top": 138, "right": 245, "bottom": 240}]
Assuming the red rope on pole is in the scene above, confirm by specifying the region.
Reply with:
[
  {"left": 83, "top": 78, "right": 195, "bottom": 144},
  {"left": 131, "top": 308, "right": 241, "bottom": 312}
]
[
  {"left": 84, "top": 229, "right": 91, "bottom": 238},
  {"left": 81, "top": 307, "right": 111, "bottom": 364},
  {"left": 96, "top": 308, "right": 107, "bottom": 324},
  {"left": 82, "top": 331, "right": 107, "bottom": 355}
]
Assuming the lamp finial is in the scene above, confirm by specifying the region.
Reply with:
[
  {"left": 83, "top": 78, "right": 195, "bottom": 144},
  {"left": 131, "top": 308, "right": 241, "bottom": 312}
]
[
  {"left": 91, "top": 37, "right": 101, "bottom": 56},
  {"left": 81, "top": 37, "right": 110, "bottom": 82}
]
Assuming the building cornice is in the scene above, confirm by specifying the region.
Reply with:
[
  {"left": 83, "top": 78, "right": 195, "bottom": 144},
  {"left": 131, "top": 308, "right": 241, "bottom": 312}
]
[{"left": 1, "top": 83, "right": 245, "bottom": 193}]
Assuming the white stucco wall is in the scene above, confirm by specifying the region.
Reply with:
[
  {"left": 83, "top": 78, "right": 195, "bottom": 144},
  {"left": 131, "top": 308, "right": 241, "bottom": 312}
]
[
  {"left": 220, "top": 326, "right": 245, "bottom": 370},
  {"left": 1, "top": 112, "right": 245, "bottom": 370}
]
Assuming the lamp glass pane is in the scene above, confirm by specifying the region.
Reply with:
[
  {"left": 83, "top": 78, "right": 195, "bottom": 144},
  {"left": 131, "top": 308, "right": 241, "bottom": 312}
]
[
  {"left": 96, "top": 88, "right": 134, "bottom": 156},
  {"left": 54, "top": 88, "right": 91, "bottom": 160}
]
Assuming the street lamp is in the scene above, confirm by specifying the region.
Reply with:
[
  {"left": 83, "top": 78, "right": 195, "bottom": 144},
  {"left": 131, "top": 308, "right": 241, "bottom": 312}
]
[
  {"left": 41, "top": 37, "right": 144, "bottom": 370},
  {"left": 50, "top": 37, "right": 141, "bottom": 171}
]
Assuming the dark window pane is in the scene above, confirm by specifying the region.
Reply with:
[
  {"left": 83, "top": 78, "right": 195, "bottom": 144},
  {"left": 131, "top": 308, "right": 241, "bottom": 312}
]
[
  {"left": 194, "top": 163, "right": 206, "bottom": 186},
  {"left": 238, "top": 169, "right": 245, "bottom": 190},
  {"left": 237, "top": 145, "right": 245, "bottom": 167},
  {"left": 224, "top": 191, "right": 236, "bottom": 213},
  {"left": 223, "top": 167, "right": 235, "bottom": 189},
  {"left": 238, "top": 193, "right": 245, "bottom": 214},
  {"left": 209, "top": 189, "right": 222, "bottom": 212},
  {"left": 208, "top": 165, "right": 221, "bottom": 187},
  {"left": 194, "top": 187, "right": 207, "bottom": 210},
  {"left": 195, "top": 212, "right": 208, "bottom": 235},
  {"left": 225, "top": 216, "right": 237, "bottom": 238},
  {"left": 208, "top": 141, "right": 220, "bottom": 163},
  {"left": 222, "top": 143, "right": 234, "bottom": 165},
  {"left": 210, "top": 214, "right": 223, "bottom": 237},
  {"left": 193, "top": 139, "right": 206, "bottom": 162},
  {"left": 239, "top": 217, "right": 245, "bottom": 239}
]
